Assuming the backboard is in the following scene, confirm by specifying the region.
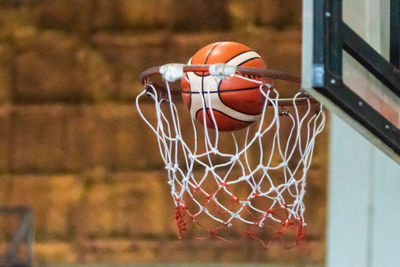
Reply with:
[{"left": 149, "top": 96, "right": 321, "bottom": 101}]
[{"left": 302, "top": 0, "right": 400, "bottom": 165}]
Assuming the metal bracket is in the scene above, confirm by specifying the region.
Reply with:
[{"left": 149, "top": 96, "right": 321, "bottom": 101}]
[{"left": 312, "top": 64, "right": 325, "bottom": 87}]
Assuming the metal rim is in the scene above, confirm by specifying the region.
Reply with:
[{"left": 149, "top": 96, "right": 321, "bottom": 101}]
[
  {"left": 140, "top": 64, "right": 301, "bottom": 85},
  {"left": 139, "top": 64, "right": 319, "bottom": 106}
]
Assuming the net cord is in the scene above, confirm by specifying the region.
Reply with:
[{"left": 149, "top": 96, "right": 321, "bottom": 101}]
[{"left": 136, "top": 65, "right": 326, "bottom": 245}]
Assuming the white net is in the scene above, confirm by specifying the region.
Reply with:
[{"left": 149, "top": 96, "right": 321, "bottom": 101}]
[{"left": 136, "top": 64, "right": 326, "bottom": 248}]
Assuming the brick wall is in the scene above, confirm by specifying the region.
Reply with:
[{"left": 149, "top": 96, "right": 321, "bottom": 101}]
[{"left": 0, "top": 0, "right": 328, "bottom": 265}]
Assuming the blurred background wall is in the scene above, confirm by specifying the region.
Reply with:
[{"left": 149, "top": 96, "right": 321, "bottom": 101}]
[{"left": 0, "top": 0, "right": 328, "bottom": 265}]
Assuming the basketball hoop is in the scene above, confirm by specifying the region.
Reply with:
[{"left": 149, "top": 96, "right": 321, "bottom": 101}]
[{"left": 136, "top": 63, "right": 326, "bottom": 248}]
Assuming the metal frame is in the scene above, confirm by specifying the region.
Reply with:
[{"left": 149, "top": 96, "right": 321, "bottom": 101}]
[
  {"left": 305, "top": 0, "right": 400, "bottom": 164},
  {"left": 0, "top": 207, "right": 34, "bottom": 267}
]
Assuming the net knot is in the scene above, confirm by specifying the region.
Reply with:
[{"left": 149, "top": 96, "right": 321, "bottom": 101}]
[
  {"left": 209, "top": 63, "right": 236, "bottom": 80},
  {"left": 224, "top": 222, "right": 233, "bottom": 228},
  {"left": 232, "top": 213, "right": 240, "bottom": 219},
  {"left": 238, "top": 176, "right": 247, "bottom": 182},
  {"left": 220, "top": 181, "right": 228, "bottom": 187},
  {"left": 262, "top": 82, "right": 272, "bottom": 90},
  {"left": 284, "top": 220, "right": 294, "bottom": 227},
  {"left": 160, "top": 64, "right": 184, "bottom": 82},
  {"left": 165, "top": 163, "right": 173, "bottom": 170},
  {"left": 241, "top": 200, "right": 251, "bottom": 207},
  {"left": 230, "top": 196, "right": 240, "bottom": 203},
  {"left": 245, "top": 230, "right": 255, "bottom": 237},
  {"left": 209, "top": 230, "right": 217, "bottom": 237},
  {"left": 205, "top": 194, "right": 214, "bottom": 201}
]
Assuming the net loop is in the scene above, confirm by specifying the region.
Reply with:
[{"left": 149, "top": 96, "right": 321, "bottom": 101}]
[{"left": 136, "top": 64, "right": 326, "bottom": 248}]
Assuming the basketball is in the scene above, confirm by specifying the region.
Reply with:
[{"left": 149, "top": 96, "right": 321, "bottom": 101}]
[{"left": 181, "top": 41, "right": 268, "bottom": 131}]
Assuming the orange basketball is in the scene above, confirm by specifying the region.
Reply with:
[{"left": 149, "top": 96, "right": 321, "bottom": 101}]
[{"left": 181, "top": 41, "right": 268, "bottom": 131}]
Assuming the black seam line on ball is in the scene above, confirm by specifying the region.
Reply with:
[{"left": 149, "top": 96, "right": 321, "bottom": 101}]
[
  {"left": 205, "top": 42, "right": 223, "bottom": 64},
  {"left": 184, "top": 73, "right": 192, "bottom": 110},
  {"left": 201, "top": 108, "right": 256, "bottom": 124},
  {"left": 225, "top": 50, "right": 254, "bottom": 63},
  {"left": 194, "top": 109, "right": 217, "bottom": 129},
  {"left": 192, "top": 42, "right": 222, "bottom": 78},
  {"left": 202, "top": 42, "right": 222, "bottom": 125},
  {"left": 218, "top": 56, "right": 263, "bottom": 115},
  {"left": 237, "top": 56, "right": 261, "bottom": 66},
  {"left": 192, "top": 47, "right": 254, "bottom": 78},
  {"left": 238, "top": 57, "right": 262, "bottom": 79},
  {"left": 192, "top": 50, "right": 257, "bottom": 77},
  {"left": 182, "top": 86, "right": 260, "bottom": 94}
]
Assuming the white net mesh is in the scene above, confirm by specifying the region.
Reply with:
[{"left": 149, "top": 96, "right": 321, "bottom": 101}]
[{"left": 136, "top": 64, "right": 326, "bottom": 248}]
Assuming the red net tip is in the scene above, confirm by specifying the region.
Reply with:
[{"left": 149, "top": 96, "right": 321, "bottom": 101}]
[{"left": 296, "top": 224, "right": 306, "bottom": 244}]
